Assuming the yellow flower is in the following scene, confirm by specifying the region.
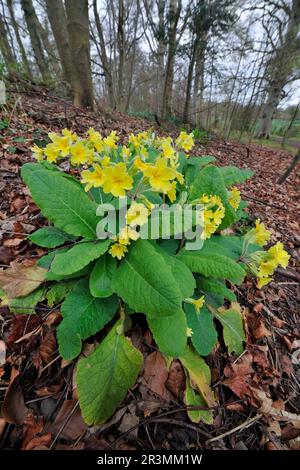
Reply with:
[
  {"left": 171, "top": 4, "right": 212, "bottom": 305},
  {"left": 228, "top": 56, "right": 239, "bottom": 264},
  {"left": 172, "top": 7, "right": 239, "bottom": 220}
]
[
  {"left": 49, "top": 134, "right": 71, "bottom": 157},
  {"left": 62, "top": 128, "right": 77, "bottom": 141},
  {"left": 87, "top": 128, "right": 104, "bottom": 152},
  {"left": 228, "top": 187, "right": 241, "bottom": 210},
  {"left": 268, "top": 242, "right": 290, "bottom": 268},
  {"left": 44, "top": 143, "right": 59, "bottom": 163},
  {"left": 200, "top": 195, "right": 225, "bottom": 239},
  {"left": 70, "top": 141, "right": 90, "bottom": 166},
  {"left": 109, "top": 243, "right": 128, "bottom": 260},
  {"left": 167, "top": 181, "right": 177, "bottom": 203},
  {"left": 175, "top": 131, "right": 194, "bottom": 152},
  {"left": 121, "top": 146, "right": 131, "bottom": 159},
  {"left": 134, "top": 157, "right": 148, "bottom": 171},
  {"left": 81, "top": 164, "right": 104, "bottom": 191},
  {"left": 144, "top": 158, "right": 176, "bottom": 193},
  {"left": 254, "top": 219, "right": 271, "bottom": 246},
  {"left": 257, "top": 276, "right": 272, "bottom": 289},
  {"left": 186, "top": 327, "right": 194, "bottom": 337},
  {"left": 128, "top": 133, "right": 140, "bottom": 148},
  {"left": 161, "top": 141, "right": 176, "bottom": 159},
  {"left": 101, "top": 156, "right": 111, "bottom": 166},
  {"left": 191, "top": 296, "right": 205, "bottom": 313},
  {"left": 30, "top": 144, "right": 44, "bottom": 161},
  {"left": 118, "top": 226, "right": 139, "bottom": 245},
  {"left": 102, "top": 162, "right": 133, "bottom": 197},
  {"left": 126, "top": 202, "right": 149, "bottom": 226},
  {"left": 257, "top": 260, "right": 277, "bottom": 278},
  {"left": 175, "top": 170, "right": 184, "bottom": 185},
  {"left": 104, "top": 131, "right": 118, "bottom": 149},
  {"left": 139, "top": 146, "right": 148, "bottom": 159}
]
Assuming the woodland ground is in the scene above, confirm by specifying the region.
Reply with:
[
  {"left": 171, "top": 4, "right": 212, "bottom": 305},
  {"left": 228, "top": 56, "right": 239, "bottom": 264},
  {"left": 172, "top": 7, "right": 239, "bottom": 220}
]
[{"left": 0, "top": 84, "right": 299, "bottom": 451}]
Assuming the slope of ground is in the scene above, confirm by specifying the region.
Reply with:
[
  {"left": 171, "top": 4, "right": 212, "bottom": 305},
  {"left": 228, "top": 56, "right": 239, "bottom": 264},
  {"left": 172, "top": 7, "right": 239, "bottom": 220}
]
[{"left": 0, "top": 86, "right": 299, "bottom": 450}]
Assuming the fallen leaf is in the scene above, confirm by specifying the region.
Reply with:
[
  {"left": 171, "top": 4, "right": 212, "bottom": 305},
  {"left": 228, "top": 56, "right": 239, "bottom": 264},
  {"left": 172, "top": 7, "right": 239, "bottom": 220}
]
[
  {"left": 166, "top": 360, "right": 185, "bottom": 398},
  {"left": 224, "top": 353, "right": 254, "bottom": 398},
  {"left": 22, "top": 415, "right": 44, "bottom": 449},
  {"left": 47, "top": 400, "right": 87, "bottom": 440},
  {"left": 0, "top": 261, "right": 47, "bottom": 299},
  {"left": 142, "top": 351, "right": 172, "bottom": 401},
  {"left": 2, "top": 369, "right": 28, "bottom": 425},
  {"left": 39, "top": 329, "right": 57, "bottom": 363},
  {"left": 24, "top": 433, "right": 52, "bottom": 450}
]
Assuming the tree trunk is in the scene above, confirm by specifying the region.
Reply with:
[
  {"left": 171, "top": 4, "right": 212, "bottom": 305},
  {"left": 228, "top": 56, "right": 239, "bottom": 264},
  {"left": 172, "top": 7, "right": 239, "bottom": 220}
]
[
  {"left": 45, "top": 0, "right": 76, "bottom": 94},
  {"left": 20, "top": 0, "right": 48, "bottom": 80},
  {"left": 93, "top": 0, "right": 115, "bottom": 109},
  {"left": 6, "top": 0, "right": 32, "bottom": 78},
  {"left": 0, "top": 10, "right": 15, "bottom": 73},
  {"left": 161, "top": 0, "right": 181, "bottom": 118},
  {"left": 116, "top": 0, "right": 125, "bottom": 111},
  {"left": 282, "top": 101, "right": 300, "bottom": 147},
  {"left": 65, "top": 0, "right": 94, "bottom": 109},
  {"left": 278, "top": 149, "right": 300, "bottom": 184},
  {"left": 183, "top": 40, "right": 197, "bottom": 123},
  {"left": 257, "top": 83, "right": 282, "bottom": 139}
]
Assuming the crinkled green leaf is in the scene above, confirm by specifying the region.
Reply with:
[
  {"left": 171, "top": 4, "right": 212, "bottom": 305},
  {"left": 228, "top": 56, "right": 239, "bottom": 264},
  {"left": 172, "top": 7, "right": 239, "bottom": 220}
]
[
  {"left": 28, "top": 226, "right": 75, "bottom": 248},
  {"left": 185, "top": 304, "right": 217, "bottom": 356},
  {"left": 77, "top": 323, "right": 143, "bottom": 425},
  {"left": 197, "top": 277, "right": 237, "bottom": 303},
  {"left": 51, "top": 240, "right": 110, "bottom": 276},
  {"left": 177, "top": 250, "right": 246, "bottom": 284},
  {"left": 114, "top": 240, "right": 183, "bottom": 318},
  {"left": 37, "top": 249, "right": 92, "bottom": 281},
  {"left": 21, "top": 163, "right": 98, "bottom": 238},
  {"left": 215, "top": 308, "right": 245, "bottom": 355},
  {"left": 219, "top": 166, "right": 253, "bottom": 186},
  {"left": 89, "top": 254, "right": 117, "bottom": 298},
  {"left": 46, "top": 280, "right": 77, "bottom": 307},
  {"left": 57, "top": 279, "right": 118, "bottom": 360},
  {"left": 147, "top": 309, "right": 187, "bottom": 357}
]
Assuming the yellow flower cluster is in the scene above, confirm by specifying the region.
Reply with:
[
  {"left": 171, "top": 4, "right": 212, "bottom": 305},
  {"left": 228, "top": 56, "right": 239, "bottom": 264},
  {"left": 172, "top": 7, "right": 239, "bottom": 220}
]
[
  {"left": 200, "top": 195, "right": 225, "bottom": 239},
  {"left": 228, "top": 187, "right": 241, "bottom": 211},
  {"left": 256, "top": 242, "right": 290, "bottom": 288},
  {"left": 109, "top": 202, "right": 149, "bottom": 260},
  {"left": 175, "top": 131, "right": 195, "bottom": 153}
]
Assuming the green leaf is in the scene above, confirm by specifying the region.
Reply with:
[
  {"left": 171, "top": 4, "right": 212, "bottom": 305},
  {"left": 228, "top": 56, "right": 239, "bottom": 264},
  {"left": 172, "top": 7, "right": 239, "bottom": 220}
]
[
  {"left": 203, "top": 236, "right": 243, "bottom": 261},
  {"left": 28, "top": 226, "right": 75, "bottom": 248},
  {"left": 89, "top": 254, "right": 117, "bottom": 298},
  {"left": 197, "top": 277, "right": 237, "bottom": 303},
  {"left": 184, "top": 379, "right": 213, "bottom": 424},
  {"left": 185, "top": 304, "right": 217, "bottom": 356},
  {"left": 155, "top": 245, "right": 196, "bottom": 299},
  {"left": 21, "top": 163, "right": 98, "bottom": 238},
  {"left": 219, "top": 166, "right": 253, "bottom": 186},
  {"left": 180, "top": 345, "right": 215, "bottom": 406},
  {"left": 185, "top": 156, "right": 216, "bottom": 186},
  {"left": 51, "top": 240, "right": 110, "bottom": 276},
  {"left": 214, "top": 308, "right": 245, "bottom": 355},
  {"left": 77, "top": 323, "right": 143, "bottom": 425},
  {"left": 114, "top": 240, "right": 183, "bottom": 318},
  {"left": 147, "top": 309, "right": 187, "bottom": 357},
  {"left": 189, "top": 165, "right": 235, "bottom": 229},
  {"left": 37, "top": 250, "right": 92, "bottom": 281},
  {"left": 57, "top": 279, "right": 118, "bottom": 360},
  {"left": 177, "top": 250, "right": 246, "bottom": 284},
  {"left": 46, "top": 280, "right": 77, "bottom": 307},
  {"left": 9, "top": 287, "right": 45, "bottom": 314}
]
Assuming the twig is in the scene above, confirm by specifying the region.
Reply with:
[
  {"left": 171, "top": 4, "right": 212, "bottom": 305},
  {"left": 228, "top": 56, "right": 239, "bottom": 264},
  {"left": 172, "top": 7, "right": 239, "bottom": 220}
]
[
  {"left": 49, "top": 401, "right": 79, "bottom": 449},
  {"left": 243, "top": 194, "right": 288, "bottom": 211},
  {"left": 205, "top": 414, "right": 262, "bottom": 444}
]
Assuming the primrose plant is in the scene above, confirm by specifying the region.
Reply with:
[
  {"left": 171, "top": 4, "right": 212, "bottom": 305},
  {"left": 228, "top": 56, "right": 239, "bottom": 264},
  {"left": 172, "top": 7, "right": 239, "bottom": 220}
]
[{"left": 0, "top": 129, "right": 290, "bottom": 425}]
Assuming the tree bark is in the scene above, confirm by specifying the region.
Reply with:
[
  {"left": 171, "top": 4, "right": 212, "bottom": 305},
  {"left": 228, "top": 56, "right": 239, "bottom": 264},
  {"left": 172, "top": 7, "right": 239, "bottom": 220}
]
[
  {"left": 65, "top": 0, "right": 94, "bottom": 109},
  {"left": 161, "top": 0, "right": 181, "bottom": 118},
  {"left": 277, "top": 149, "right": 300, "bottom": 184},
  {"left": 0, "top": 9, "right": 15, "bottom": 72},
  {"left": 93, "top": 0, "right": 115, "bottom": 108},
  {"left": 6, "top": 0, "right": 32, "bottom": 78},
  {"left": 116, "top": 0, "right": 125, "bottom": 111},
  {"left": 20, "top": 0, "right": 49, "bottom": 80},
  {"left": 183, "top": 40, "right": 197, "bottom": 123}
]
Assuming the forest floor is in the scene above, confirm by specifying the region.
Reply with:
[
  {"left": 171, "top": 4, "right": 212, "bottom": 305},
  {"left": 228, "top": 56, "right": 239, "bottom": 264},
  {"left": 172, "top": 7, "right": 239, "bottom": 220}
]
[{"left": 0, "top": 84, "right": 299, "bottom": 451}]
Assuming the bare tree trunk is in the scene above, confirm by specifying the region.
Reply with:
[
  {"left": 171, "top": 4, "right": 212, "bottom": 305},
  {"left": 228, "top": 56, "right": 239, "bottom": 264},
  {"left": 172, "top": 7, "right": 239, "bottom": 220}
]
[
  {"left": 65, "top": 0, "right": 94, "bottom": 109},
  {"left": 20, "top": 0, "right": 48, "bottom": 80},
  {"left": 0, "top": 9, "right": 15, "bottom": 72},
  {"left": 183, "top": 39, "right": 197, "bottom": 123},
  {"left": 278, "top": 149, "right": 300, "bottom": 184},
  {"left": 6, "top": 0, "right": 32, "bottom": 78},
  {"left": 257, "top": 83, "right": 282, "bottom": 139},
  {"left": 161, "top": 0, "right": 181, "bottom": 118},
  {"left": 93, "top": 0, "right": 115, "bottom": 109},
  {"left": 117, "top": 0, "right": 125, "bottom": 111},
  {"left": 282, "top": 101, "right": 300, "bottom": 147},
  {"left": 45, "top": 0, "right": 77, "bottom": 95}
]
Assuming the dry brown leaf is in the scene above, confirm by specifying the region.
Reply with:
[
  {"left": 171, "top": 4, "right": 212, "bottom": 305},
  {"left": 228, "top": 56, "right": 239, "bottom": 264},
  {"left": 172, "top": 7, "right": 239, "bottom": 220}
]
[
  {"left": 22, "top": 415, "right": 45, "bottom": 449},
  {"left": 47, "top": 400, "right": 87, "bottom": 440},
  {"left": 39, "top": 329, "right": 57, "bottom": 363},
  {"left": 251, "top": 388, "right": 300, "bottom": 429},
  {"left": 2, "top": 368, "right": 28, "bottom": 425},
  {"left": 166, "top": 359, "right": 185, "bottom": 398},
  {"left": 24, "top": 433, "right": 52, "bottom": 450},
  {"left": 224, "top": 353, "right": 254, "bottom": 398},
  {"left": 0, "top": 261, "right": 46, "bottom": 299},
  {"left": 142, "top": 351, "right": 172, "bottom": 400}
]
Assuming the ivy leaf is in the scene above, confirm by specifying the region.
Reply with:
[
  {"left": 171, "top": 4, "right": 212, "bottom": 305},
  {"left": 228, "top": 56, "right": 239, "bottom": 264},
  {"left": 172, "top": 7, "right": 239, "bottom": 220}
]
[
  {"left": 21, "top": 163, "right": 98, "bottom": 239},
  {"left": 28, "top": 227, "right": 76, "bottom": 248},
  {"left": 214, "top": 308, "right": 245, "bottom": 355},
  {"left": 177, "top": 250, "right": 246, "bottom": 284},
  {"left": 77, "top": 323, "right": 143, "bottom": 425},
  {"left": 185, "top": 304, "right": 217, "bottom": 356},
  {"left": 51, "top": 240, "right": 111, "bottom": 276},
  {"left": 89, "top": 254, "right": 117, "bottom": 298},
  {"left": 114, "top": 240, "right": 183, "bottom": 318},
  {"left": 184, "top": 379, "right": 213, "bottom": 424},
  {"left": 219, "top": 166, "right": 253, "bottom": 186},
  {"left": 188, "top": 165, "right": 235, "bottom": 229},
  {"left": 57, "top": 279, "right": 118, "bottom": 360},
  {"left": 147, "top": 309, "right": 187, "bottom": 357},
  {"left": 180, "top": 345, "right": 215, "bottom": 406}
]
